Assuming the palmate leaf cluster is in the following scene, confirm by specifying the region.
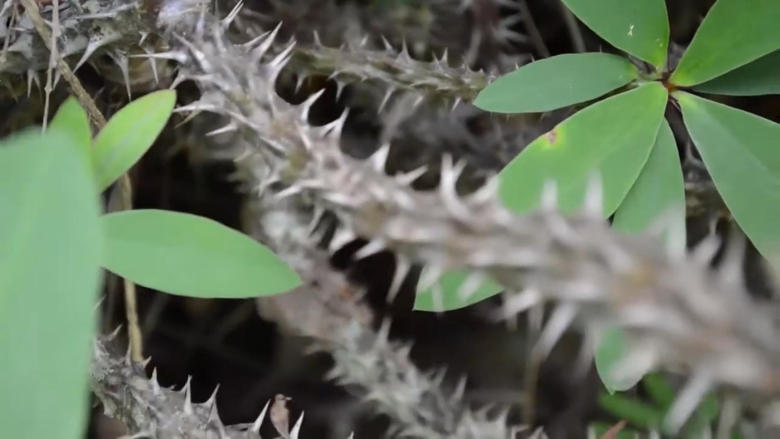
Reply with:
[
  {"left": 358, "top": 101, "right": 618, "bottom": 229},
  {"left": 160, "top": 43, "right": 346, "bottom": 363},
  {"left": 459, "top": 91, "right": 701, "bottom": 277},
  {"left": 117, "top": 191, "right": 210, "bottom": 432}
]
[{"left": 429, "top": 0, "right": 780, "bottom": 394}]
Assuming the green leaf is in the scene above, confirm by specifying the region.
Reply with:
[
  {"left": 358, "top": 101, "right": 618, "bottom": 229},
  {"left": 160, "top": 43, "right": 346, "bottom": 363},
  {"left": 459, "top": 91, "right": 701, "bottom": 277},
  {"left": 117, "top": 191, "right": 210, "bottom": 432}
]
[
  {"left": 499, "top": 82, "right": 667, "bottom": 216},
  {"left": 595, "top": 326, "right": 647, "bottom": 393},
  {"left": 561, "top": 0, "right": 669, "bottom": 69},
  {"left": 474, "top": 53, "right": 638, "bottom": 113},
  {"left": 92, "top": 90, "right": 176, "bottom": 190},
  {"left": 0, "top": 128, "right": 102, "bottom": 439},
  {"left": 677, "top": 92, "right": 780, "bottom": 258},
  {"left": 641, "top": 372, "right": 676, "bottom": 411},
  {"left": 613, "top": 120, "right": 686, "bottom": 255},
  {"left": 598, "top": 392, "right": 664, "bottom": 430},
  {"left": 101, "top": 209, "right": 301, "bottom": 298},
  {"left": 694, "top": 50, "right": 780, "bottom": 96},
  {"left": 50, "top": 96, "right": 92, "bottom": 151},
  {"left": 413, "top": 269, "right": 503, "bottom": 312},
  {"left": 670, "top": 0, "right": 780, "bottom": 86}
]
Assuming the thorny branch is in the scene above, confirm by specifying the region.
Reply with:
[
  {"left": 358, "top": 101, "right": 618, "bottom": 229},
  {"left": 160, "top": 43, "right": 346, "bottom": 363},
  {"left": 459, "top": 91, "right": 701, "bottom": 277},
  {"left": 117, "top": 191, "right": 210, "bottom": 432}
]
[{"left": 2, "top": 0, "right": 778, "bottom": 436}]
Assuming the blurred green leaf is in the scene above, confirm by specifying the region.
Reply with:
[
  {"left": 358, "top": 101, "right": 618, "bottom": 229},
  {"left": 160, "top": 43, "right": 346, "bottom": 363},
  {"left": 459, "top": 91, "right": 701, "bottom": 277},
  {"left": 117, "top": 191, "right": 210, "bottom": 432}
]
[
  {"left": 414, "top": 269, "right": 503, "bottom": 312},
  {"left": 561, "top": 0, "right": 669, "bottom": 69},
  {"left": 92, "top": 90, "right": 176, "bottom": 190},
  {"left": 641, "top": 372, "right": 676, "bottom": 411},
  {"left": 595, "top": 327, "right": 647, "bottom": 393},
  {"left": 694, "top": 50, "right": 780, "bottom": 96},
  {"left": 0, "top": 128, "right": 102, "bottom": 439},
  {"left": 50, "top": 97, "right": 92, "bottom": 152},
  {"left": 499, "top": 82, "right": 667, "bottom": 216},
  {"left": 670, "top": 0, "right": 780, "bottom": 86},
  {"left": 599, "top": 392, "right": 664, "bottom": 430},
  {"left": 613, "top": 120, "right": 686, "bottom": 255},
  {"left": 101, "top": 209, "right": 301, "bottom": 298},
  {"left": 677, "top": 92, "right": 780, "bottom": 258},
  {"left": 474, "top": 53, "right": 638, "bottom": 113}
]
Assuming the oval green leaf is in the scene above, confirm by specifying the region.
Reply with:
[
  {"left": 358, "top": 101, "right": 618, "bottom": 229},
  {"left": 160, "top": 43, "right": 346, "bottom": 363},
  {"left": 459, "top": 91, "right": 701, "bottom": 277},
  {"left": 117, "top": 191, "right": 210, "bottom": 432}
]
[
  {"left": 613, "top": 120, "right": 686, "bottom": 254},
  {"left": 670, "top": 0, "right": 780, "bottom": 86},
  {"left": 499, "top": 82, "right": 668, "bottom": 216},
  {"left": 694, "top": 50, "right": 780, "bottom": 96},
  {"left": 50, "top": 96, "right": 92, "bottom": 151},
  {"left": 92, "top": 90, "right": 176, "bottom": 190},
  {"left": 677, "top": 92, "right": 780, "bottom": 258},
  {"left": 414, "top": 269, "right": 503, "bottom": 312},
  {"left": 0, "top": 128, "right": 102, "bottom": 439},
  {"left": 474, "top": 53, "right": 638, "bottom": 113},
  {"left": 562, "top": 0, "right": 669, "bottom": 69},
  {"left": 101, "top": 209, "right": 301, "bottom": 298}
]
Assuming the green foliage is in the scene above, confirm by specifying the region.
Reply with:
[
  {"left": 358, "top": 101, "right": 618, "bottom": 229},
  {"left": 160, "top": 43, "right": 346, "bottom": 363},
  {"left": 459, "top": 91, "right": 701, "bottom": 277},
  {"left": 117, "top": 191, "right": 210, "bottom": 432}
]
[
  {"left": 49, "top": 97, "right": 92, "bottom": 151},
  {"left": 677, "top": 92, "right": 780, "bottom": 257},
  {"left": 695, "top": 50, "right": 780, "bottom": 96},
  {"left": 0, "top": 128, "right": 102, "bottom": 439},
  {"left": 669, "top": 0, "right": 780, "bottom": 86},
  {"left": 612, "top": 120, "right": 686, "bottom": 254},
  {"left": 561, "top": 0, "right": 669, "bottom": 69},
  {"left": 101, "top": 210, "right": 302, "bottom": 298},
  {"left": 597, "top": 373, "right": 721, "bottom": 437},
  {"left": 466, "top": 0, "right": 780, "bottom": 392},
  {"left": 0, "top": 94, "right": 303, "bottom": 434},
  {"left": 498, "top": 82, "right": 667, "bottom": 216},
  {"left": 92, "top": 90, "right": 176, "bottom": 190},
  {"left": 414, "top": 269, "right": 503, "bottom": 311},
  {"left": 473, "top": 53, "right": 638, "bottom": 113}
]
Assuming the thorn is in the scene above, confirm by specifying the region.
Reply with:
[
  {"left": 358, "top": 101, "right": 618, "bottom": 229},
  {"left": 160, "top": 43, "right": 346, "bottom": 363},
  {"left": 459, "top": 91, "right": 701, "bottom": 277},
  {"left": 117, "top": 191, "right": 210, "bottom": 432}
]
[
  {"left": 206, "top": 121, "right": 238, "bottom": 137},
  {"left": 492, "top": 288, "right": 540, "bottom": 321},
  {"left": 582, "top": 173, "right": 603, "bottom": 217},
  {"left": 206, "top": 384, "right": 220, "bottom": 407},
  {"left": 394, "top": 165, "right": 428, "bottom": 186},
  {"left": 299, "top": 88, "right": 326, "bottom": 123},
  {"left": 329, "top": 229, "right": 355, "bottom": 252},
  {"left": 540, "top": 180, "right": 558, "bottom": 211},
  {"left": 531, "top": 303, "right": 577, "bottom": 360},
  {"left": 290, "top": 412, "right": 305, "bottom": 439},
  {"left": 663, "top": 372, "right": 713, "bottom": 434},
  {"left": 150, "top": 368, "right": 161, "bottom": 394},
  {"left": 368, "top": 144, "right": 391, "bottom": 172},
  {"left": 182, "top": 376, "right": 193, "bottom": 415},
  {"left": 140, "top": 46, "right": 160, "bottom": 85},
  {"left": 457, "top": 272, "right": 487, "bottom": 301},
  {"left": 691, "top": 233, "right": 721, "bottom": 267},
  {"left": 439, "top": 155, "right": 469, "bottom": 218},
  {"left": 108, "top": 51, "right": 132, "bottom": 99},
  {"left": 250, "top": 400, "right": 271, "bottom": 433},
  {"left": 221, "top": 0, "right": 243, "bottom": 28},
  {"left": 377, "top": 87, "right": 395, "bottom": 114},
  {"left": 387, "top": 257, "right": 411, "bottom": 303},
  {"left": 718, "top": 229, "right": 746, "bottom": 288},
  {"left": 380, "top": 35, "right": 393, "bottom": 51},
  {"left": 417, "top": 265, "right": 444, "bottom": 292},
  {"left": 354, "top": 239, "right": 385, "bottom": 259}
]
